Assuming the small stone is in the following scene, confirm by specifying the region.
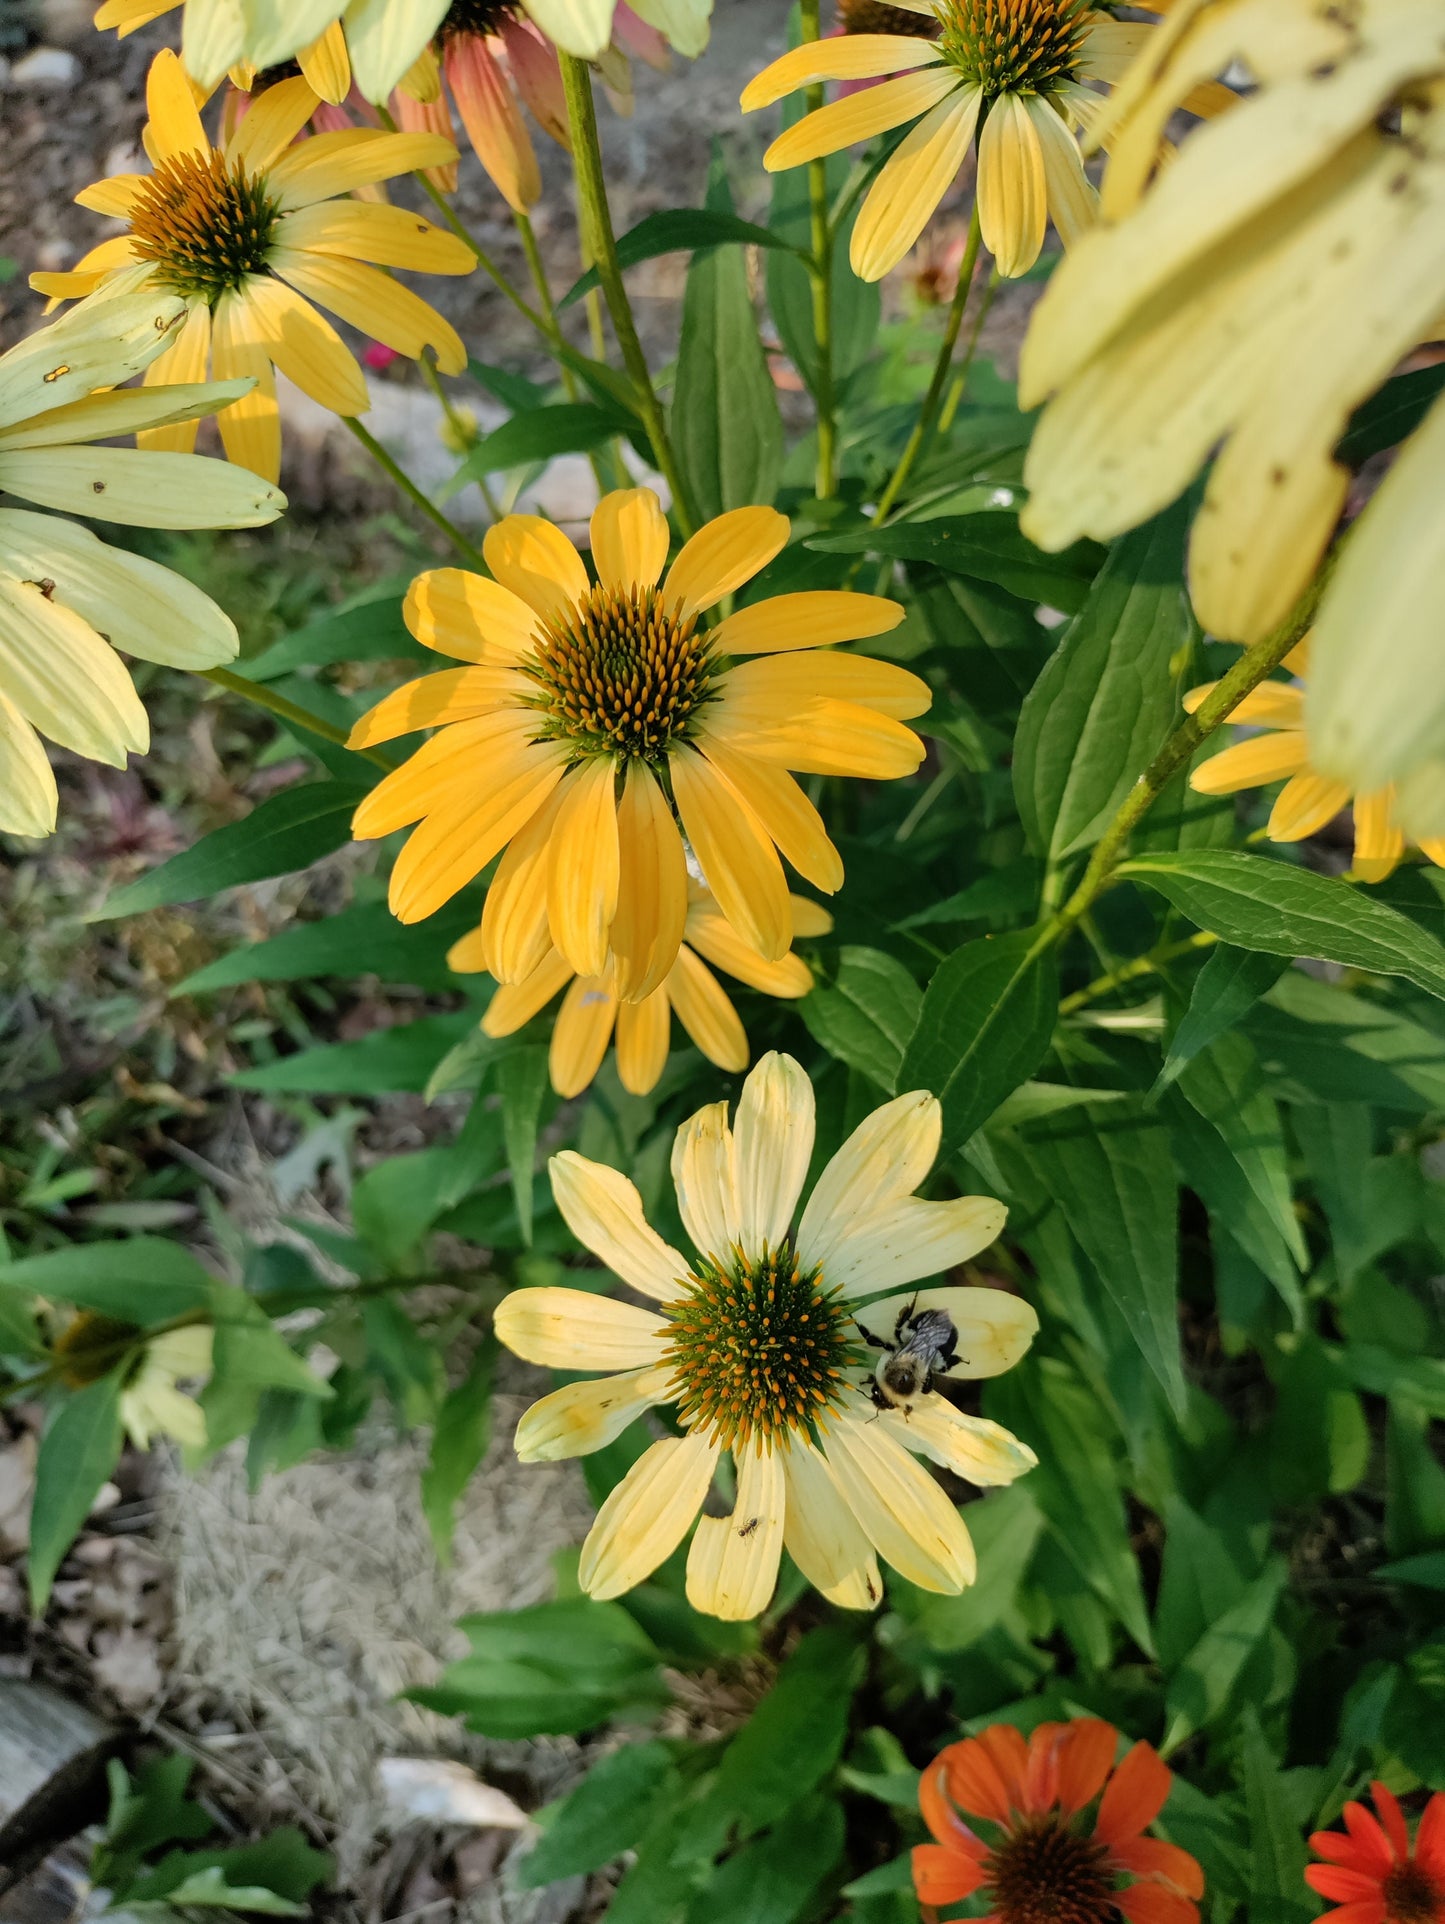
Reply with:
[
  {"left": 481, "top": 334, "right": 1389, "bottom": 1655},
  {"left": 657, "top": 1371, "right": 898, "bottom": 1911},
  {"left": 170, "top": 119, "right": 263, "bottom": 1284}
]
[
  {"left": 33, "top": 238, "right": 76, "bottom": 273},
  {"left": 11, "top": 46, "right": 81, "bottom": 87}
]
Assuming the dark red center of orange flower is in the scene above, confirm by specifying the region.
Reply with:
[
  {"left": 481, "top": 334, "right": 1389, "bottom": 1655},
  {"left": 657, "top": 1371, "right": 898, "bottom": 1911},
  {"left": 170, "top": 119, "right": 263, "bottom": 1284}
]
[
  {"left": 988, "top": 1817, "right": 1117, "bottom": 1924},
  {"left": 1382, "top": 1860, "right": 1444, "bottom": 1924},
  {"left": 440, "top": 0, "right": 520, "bottom": 42}
]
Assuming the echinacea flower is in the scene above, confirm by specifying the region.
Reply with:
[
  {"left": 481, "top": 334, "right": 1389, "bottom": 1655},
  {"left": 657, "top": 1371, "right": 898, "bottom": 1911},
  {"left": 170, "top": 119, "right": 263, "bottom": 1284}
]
[
  {"left": 119, "top": 1325, "right": 215, "bottom": 1451},
  {"left": 1019, "top": 4, "right": 1445, "bottom": 646},
  {"left": 740, "top": 1, "right": 1228, "bottom": 282},
  {"left": 839, "top": 0, "right": 939, "bottom": 36},
  {"left": 1187, "top": 638, "right": 1445, "bottom": 885},
  {"left": 94, "top": 0, "right": 710, "bottom": 93},
  {"left": 0, "top": 284, "right": 284, "bottom": 838},
  {"left": 1308, "top": 1782, "right": 1445, "bottom": 1924},
  {"left": 915, "top": 1718, "right": 1204, "bottom": 1924},
  {"left": 34, "top": 51, "right": 470, "bottom": 483},
  {"left": 495, "top": 1052, "right": 1038, "bottom": 1618},
  {"left": 451, "top": 884, "right": 832, "bottom": 1097},
  {"left": 347, "top": 487, "right": 926, "bottom": 986}
]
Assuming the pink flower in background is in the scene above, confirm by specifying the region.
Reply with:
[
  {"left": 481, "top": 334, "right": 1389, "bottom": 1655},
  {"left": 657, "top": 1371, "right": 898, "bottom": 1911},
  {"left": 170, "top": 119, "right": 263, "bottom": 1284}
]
[{"left": 363, "top": 343, "right": 401, "bottom": 372}]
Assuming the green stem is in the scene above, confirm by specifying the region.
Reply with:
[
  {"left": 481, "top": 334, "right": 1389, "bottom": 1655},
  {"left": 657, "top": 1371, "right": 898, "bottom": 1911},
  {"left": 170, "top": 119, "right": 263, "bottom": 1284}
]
[
  {"left": 939, "top": 268, "right": 999, "bottom": 436},
  {"left": 199, "top": 667, "right": 394, "bottom": 769},
  {"left": 1045, "top": 572, "right": 1331, "bottom": 947},
  {"left": 800, "top": 0, "right": 837, "bottom": 501},
  {"left": 872, "top": 199, "right": 984, "bottom": 528},
  {"left": 342, "top": 414, "right": 489, "bottom": 569},
  {"left": 559, "top": 52, "right": 698, "bottom": 538},
  {"left": 515, "top": 207, "right": 616, "bottom": 495},
  {"left": 419, "top": 354, "right": 503, "bottom": 521},
  {"left": 1058, "top": 932, "right": 1218, "bottom": 1017}
]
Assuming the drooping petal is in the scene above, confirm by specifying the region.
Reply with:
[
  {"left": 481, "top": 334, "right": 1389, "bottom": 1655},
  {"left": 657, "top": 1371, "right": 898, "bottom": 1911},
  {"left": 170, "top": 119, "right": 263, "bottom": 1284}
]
[
  {"left": 546, "top": 755, "right": 621, "bottom": 979},
  {"left": 822, "top": 1404, "right": 975, "bottom": 1593},
  {"left": 211, "top": 287, "right": 281, "bottom": 483},
  {"left": 0, "top": 578, "right": 147, "bottom": 764},
  {"left": 269, "top": 128, "right": 460, "bottom": 209},
  {"left": 343, "top": 0, "right": 452, "bottom": 103},
  {"left": 911, "top": 1844, "right": 986, "bottom": 1908},
  {"left": 739, "top": 33, "right": 943, "bottom": 112},
  {"left": 494, "top": 1284, "right": 667, "bottom": 1370},
  {"left": 1109, "top": 1836, "right": 1205, "bottom": 1899},
  {"left": 977, "top": 91, "right": 1048, "bottom": 278},
  {"left": 578, "top": 1431, "right": 719, "bottom": 1600},
  {"left": 764, "top": 67, "right": 961, "bottom": 172},
  {"left": 0, "top": 444, "right": 282, "bottom": 529},
  {"left": 549, "top": 975, "right": 618, "bottom": 1098},
  {"left": 514, "top": 1364, "right": 676, "bottom": 1462},
  {"left": 0, "top": 688, "right": 58, "bottom": 837},
  {"left": 1265, "top": 771, "right": 1351, "bottom": 841},
  {"left": 852, "top": 87, "right": 981, "bottom": 282},
  {"left": 683, "top": 898, "right": 816, "bottom": 999},
  {"left": 349, "top": 665, "right": 520, "bottom": 746},
  {"left": 665, "top": 946, "right": 750, "bottom": 1072},
  {"left": 1188, "top": 731, "right": 1310, "bottom": 794},
  {"left": 694, "top": 742, "right": 843, "bottom": 895},
  {"left": 685, "top": 1442, "right": 785, "bottom": 1621},
  {"left": 610, "top": 760, "right": 689, "bottom": 1001},
  {"left": 614, "top": 990, "right": 672, "bottom": 1096},
  {"left": 481, "top": 782, "right": 569, "bottom": 982},
  {"left": 278, "top": 199, "right": 476, "bottom": 275},
  {"left": 732, "top": 1051, "right": 814, "bottom": 1261},
  {"left": 1025, "top": 92, "right": 1098, "bottom": 250},
  {"left": 548, "top": 1150, "right": 690, "bottom": 1303},
  {"left": 779, "top": 1440, "right": 882, "bottom": 1611},
  {"left": 671, "top": 743, "right": 792, "bottom": 962},
  {"left": 270, "top": 247, "right": 466, "bottom": 374},
  {"left": 477, "top": 946, "right": 572, "bottom": 1032},
  {"left": 445, "top": 31, "right": 541, "bottom": 212}
]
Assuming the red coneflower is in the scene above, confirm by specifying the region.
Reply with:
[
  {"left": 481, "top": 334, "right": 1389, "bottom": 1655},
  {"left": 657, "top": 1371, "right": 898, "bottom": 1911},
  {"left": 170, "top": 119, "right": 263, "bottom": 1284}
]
[
  {"left": 914, "top": 1718, "right": 1204, "bottom": 1924},
  {"left": 1307, "top": 1783, "right": 1445, "bottom": 1924}
]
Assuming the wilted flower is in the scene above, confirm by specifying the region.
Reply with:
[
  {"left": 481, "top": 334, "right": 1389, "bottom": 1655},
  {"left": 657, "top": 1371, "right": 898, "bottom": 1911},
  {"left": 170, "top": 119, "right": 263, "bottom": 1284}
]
[
  {"left": 120, "top": 1326, "right": 215, "bottom": 1452},
  {"left": 0, "top": 285, "right": 283, "bottom": 838},
  {"left": 495, "top": 1053, "right": 1037, "bottom": 1617},
  {"left": 452, "top": 885, "right": 832, "bottom": 1097}
]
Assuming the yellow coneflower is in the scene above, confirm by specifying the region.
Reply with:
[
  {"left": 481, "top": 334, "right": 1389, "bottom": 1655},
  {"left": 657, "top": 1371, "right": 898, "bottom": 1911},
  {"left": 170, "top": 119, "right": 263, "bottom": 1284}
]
[
  {"left": 496, "top": 1052, "right": 1038, "bottom": 1619},
  {"left": 740, "top": 1, "right": 1230, "bottom": 282},
  {"left": 33, "top": 51, "right": 471, "bottom": 483},
  {"left": 0, "top": 283, "right": 284, "bottom": 839},
  {"left": 348, "top": 486, "right": 926, "bottom": 985},
  {"left": 93, "top": 0, "right": 711, "bottom": 94},
  {"left": 1187, "top": 639, "right": 1445, "bottom": 886},
  {"left": 1019, "top": 4, "right": 1445, "bottom": 650},
  {"left": 452, "top": 884, "right": 832, "bottom": 1097},
  {"left": 119, "top": 1326, "right": 214, "bottom": 1451}
]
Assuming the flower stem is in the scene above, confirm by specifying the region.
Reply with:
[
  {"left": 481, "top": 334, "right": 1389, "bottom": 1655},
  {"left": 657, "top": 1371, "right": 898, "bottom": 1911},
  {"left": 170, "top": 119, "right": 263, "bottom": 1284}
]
[
  {"left": 342, "top": 414, "right": 489, "bottom": 569},
  {"left": 872, "top": 199, "right": 984, "bottom": 528},
  {"left": 515, "top": 207, "right": 619, "bottom": 494},
  {"left": 418, "top": 353, "right": 503, "bottom": 521},
  {"left": 939, "top": 266, "right": 999, "bottom": 436},
  {"left": 800, "top": 0, "right": 837, "bottom": 501},
  {"left": 1057, "top": 931, "right": 1218, "bottom": 1016},
  {"left": 1043, "top": 572, "right": 1331, "bottom": 947},
  {"left": 558, "top": 51, "right": 699, "bottom": 538},
  {"left": 199, "top": 667, "right": 395, "bottom": 770}
]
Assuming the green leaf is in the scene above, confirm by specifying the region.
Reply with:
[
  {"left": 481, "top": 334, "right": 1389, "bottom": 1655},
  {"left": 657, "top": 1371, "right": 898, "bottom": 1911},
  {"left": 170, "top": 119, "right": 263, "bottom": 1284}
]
[
  {"left": 421, "top": 1337, "right": 498, "bottom": 1564},
  {"left": 1021, "top": 1102, "right": 1186, "bottom": 1412},
  {"left": 117, "top": 1833, "right": 330, "bottom": 1913},
  {"left": 710, "top": 1626, "right": 864, "bottom": 1832},
  {"left": 810, "top": 515, "right": 1104, "bottom": 612},
  {"left": 519, "top": 1742, "right": 676, "bottom": 1888},
  {"left": 1155, "top": 944, "right": 1288, "bottom": 1095},
  {"left": 449, "top": 402, "right": 627, "bottom": 485},
  {"left": 243, "top": 592, "right": 419, "bottom": 681},
  {"left": 1376, "top": 1551, "right": 1445, "bottom": 1590},
  {"left": 1175, "top": 1032, "right": 1306, "bottom": 1264},
  {"left": 94, "top": 782, "right": 367, "bottom": 919},
  {"left": 559, "top": 206, "right": 803, "bottom": 309},
  {"left": 800, "top": 946, "right": 920, "bottom": 1094},
  {"left": 683, "top": 1797, "right": 843, "bottom": 1924},
  {"left": 894, "top": 1483, "right": 1043, "bottom": 1651},
  {"left": 126, "top": 1866, "right": 305, "bottom": 1914},
  {"left": 986, "top": 1356, "right": 1154, "bottom": 1653},
  {"left": 497, "top": 1045, "right": 550, "bottom": 1246},
  {"left": 1162, "top": 1560, "right": 1288, "bottom": 1753},
  {"left": 1337, "top": 363, "right": 1445, "bottom": 465},
  {"left": 175, "top": 897, "right": 477, "bottom": 995},
  {"left": 1119, "top": 850, "right": 1445, "bottom": 999},
  {"left": 1385, "top": 1399, "right": 1445, "bottom": 1560},
  {"left": 1153, "top": 1497, "right": 1249, "bottom": 1671},
  {"left": 671, "top": 154, "right": 783, "bottom": 523},
  {"left": 1014, "top": 503, "right": 1193, "bottom": 861},
  {"left": 1267, "top": 1336, "right": 1370, "bottom": 1505},
  {"left": 0, "top": 1237, "right": 214, "bottom": 1322},
  {"left": 229, "top": 1013, "right": 475, "bottom": 1094},
  {"left": 1239, "top": 1708, "right": 1313, "bottom": 1924},
  {"left": 899, "top": 930, "right": 1059, "bottom": 1157},
  {"left": 30, "top": 1374, "right": 124, "bottom": 1613}
]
